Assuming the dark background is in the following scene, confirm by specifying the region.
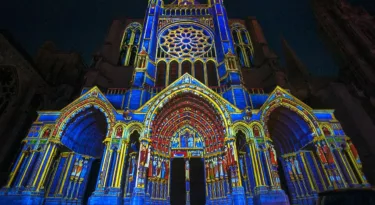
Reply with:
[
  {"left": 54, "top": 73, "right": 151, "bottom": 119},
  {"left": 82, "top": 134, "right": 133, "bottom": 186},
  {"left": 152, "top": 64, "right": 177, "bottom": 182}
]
[{"left": 0, "top": 0, "right": 373, "bottom": 77}]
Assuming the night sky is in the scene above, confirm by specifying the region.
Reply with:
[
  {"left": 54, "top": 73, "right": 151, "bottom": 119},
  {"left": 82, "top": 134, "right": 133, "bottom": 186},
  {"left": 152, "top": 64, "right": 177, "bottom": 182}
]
[{"left": 1, "top": 0, "right": 373, "bottom": 77}]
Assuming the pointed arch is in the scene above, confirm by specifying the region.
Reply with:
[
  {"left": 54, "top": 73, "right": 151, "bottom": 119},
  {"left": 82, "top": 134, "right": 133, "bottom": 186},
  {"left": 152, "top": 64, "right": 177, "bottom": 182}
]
[
  {"left": 241, "top": 30, "right": 249, "bottom": 44},
  {"left": 58, "top": 106, "right": 109, "bottom": 157},
  {"left": 134, "top": 29, "right": 141, "bottom": 45},
  {"left": 206, "top": 61, "right": 218, "bottom": 87},
  {"left": 139, "top": 74, "right": 240, "bottom": 141},
  {"left": 126, "top": 122, "right": 144, "bottom": 140},
  {"left": 181, "top": 60, "right": 192, "bottom": 75},
  {"left": 260, "top": 93, "right": 322, "bottom": 150},
  {"left": 156, "top": 61, "right": 167, "bottom": 87},
  {"left": 53, "top": 93, "right": 116, "bottom": 141},
  {"left": 321, "top": 125, "right": 333, "bottom": 136},
  {"left": 150, "top": 93, "right": 227, "bottom": 154},
  {"left": 194, "top": 60, "right": 205, "bottom": 84},
  {"left": 118, "top": 22, "right": 143, "bottom": 66},
  {"left": 169, "top": 61, "right": 179, "bottom": 84},
  {"left": 232, "top": 122, "right": 252, "bottom": 141},
  {"left": 113, "top": 122, "right": 127, "bottom": 139},
  {"left": 39, "top": 125, "right": 53, "bottom": 138}
]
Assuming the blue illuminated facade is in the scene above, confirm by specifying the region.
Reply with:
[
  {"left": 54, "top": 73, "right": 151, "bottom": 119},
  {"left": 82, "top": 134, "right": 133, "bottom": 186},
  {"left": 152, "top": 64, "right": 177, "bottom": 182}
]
[{"left": 0, "top": 0, "right": 370, "bottom": 204}]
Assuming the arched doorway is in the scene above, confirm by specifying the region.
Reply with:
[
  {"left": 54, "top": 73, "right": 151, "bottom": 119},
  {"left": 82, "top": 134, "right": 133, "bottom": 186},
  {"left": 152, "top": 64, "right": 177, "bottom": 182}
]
[
  {"left": 141, "top": 93, "right": 233, "bottom": 205},
  {"left": 44, "top": 107, "right": 109, "bottom": 204},
  {"left": 266, "top": 107, "right": 329, "bottom": 204}
]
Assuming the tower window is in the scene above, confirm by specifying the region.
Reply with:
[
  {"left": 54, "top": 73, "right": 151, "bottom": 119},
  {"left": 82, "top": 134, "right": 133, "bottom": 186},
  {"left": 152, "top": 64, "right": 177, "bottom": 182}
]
[
  {"left": 119, "top": 22, "right": 143, "bottom": 66},
  {"left": 194, "top": 61, "right": 205, "bottom": 84},
  {"left": 207, "top": 61, "right": 218, "bottom": 87},
  {"left": 231, "top": 23, "right": 254, "bottom": 68}
]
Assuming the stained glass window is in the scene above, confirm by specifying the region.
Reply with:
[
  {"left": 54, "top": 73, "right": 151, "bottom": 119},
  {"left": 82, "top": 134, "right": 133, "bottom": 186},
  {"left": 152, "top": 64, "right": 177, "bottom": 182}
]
[{"left": 159, "top": 24, "right": 213, "bottom": 58}]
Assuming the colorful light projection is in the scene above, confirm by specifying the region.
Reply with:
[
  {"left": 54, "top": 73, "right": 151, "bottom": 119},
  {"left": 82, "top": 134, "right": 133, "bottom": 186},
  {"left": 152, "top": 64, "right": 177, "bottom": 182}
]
[{"left": 0, "top": 0, "right": 371, "bottom": 203}]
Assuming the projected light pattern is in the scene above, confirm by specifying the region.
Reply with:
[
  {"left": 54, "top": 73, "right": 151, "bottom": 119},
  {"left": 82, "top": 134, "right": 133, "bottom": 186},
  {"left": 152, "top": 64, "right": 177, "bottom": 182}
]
[
  {"left": 0, "top": 0, "right": 370, "bottom": 205},
  {"left": 160, "top": 24, "right": 213, "bottom": 58}
]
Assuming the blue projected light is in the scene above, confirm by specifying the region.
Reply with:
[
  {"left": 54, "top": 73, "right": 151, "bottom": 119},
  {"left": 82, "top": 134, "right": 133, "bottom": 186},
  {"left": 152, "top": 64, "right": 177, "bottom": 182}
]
[{"left": 0, "top": 1, "right": 369, "bottom": 205}]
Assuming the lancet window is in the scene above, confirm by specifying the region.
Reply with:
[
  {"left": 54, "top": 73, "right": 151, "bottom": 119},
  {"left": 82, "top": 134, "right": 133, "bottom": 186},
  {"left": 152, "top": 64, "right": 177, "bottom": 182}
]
[
  {"left": 156, "top": 61, "right": 167, "bottom": 87},
  {"left": 119, "top": 22, "right": 143, "bottom": 66},
  {"left": 155, "top": 60, "right": 218, "bottom": 87},
  {"left": 207, "top": 61, "right": 218, "bottom": 87},
  {"left": 231, "top": 23, "right": 254, "bottom": 68},
  {"left": 161, "top": 6, "right": 210, "bottom": 17}
]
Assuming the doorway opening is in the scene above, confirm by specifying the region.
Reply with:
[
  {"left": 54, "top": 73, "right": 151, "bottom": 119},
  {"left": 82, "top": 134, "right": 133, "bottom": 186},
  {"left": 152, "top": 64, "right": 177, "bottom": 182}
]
[
  {"left": 190, "top": 158, "right": 206, "bottom": 205},
  {"left": 170, "top": 158, "right": 186, "bottom": 205}
]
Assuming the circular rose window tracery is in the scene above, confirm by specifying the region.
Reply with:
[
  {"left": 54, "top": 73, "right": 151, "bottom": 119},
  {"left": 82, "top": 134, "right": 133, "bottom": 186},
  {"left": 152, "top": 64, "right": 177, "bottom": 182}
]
[{"left": 159, "top": 25, "right": 213, "bottom": 58}]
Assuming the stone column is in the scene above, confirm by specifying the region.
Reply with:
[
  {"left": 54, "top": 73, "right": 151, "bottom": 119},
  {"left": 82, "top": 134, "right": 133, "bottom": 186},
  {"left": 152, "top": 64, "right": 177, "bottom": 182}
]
[
  {"left": 247, "top": 139, "right": 266, "bottom": 190},
  {"left": 131, "top": 138, "right": 151, "bottom": 205},
  {"left": 225, "top": 136, "right": 246, "bottom": 205},
  {"left": 253, "top": 140, "right": 289, "bottom": 205},
  {"left": 14, "top": 142, "right": 59, "bottom": 204},
  {"left": 4, "top": 145, "right": 27, "bottom": 189},
  {"left": 113, "top": 139, "right": 129, "bottom": 188},
  {"left": 30, "top": 142, "right": 58, "bottom": 192},
  {"left": 90, "top": 136, "right": 129, "bottom": 204},
  {"left": 343, "top": 138, "right": 370, "bottom": 186},
  {"left": 185, "top": 159, "right": 190, "bottom": 205}
]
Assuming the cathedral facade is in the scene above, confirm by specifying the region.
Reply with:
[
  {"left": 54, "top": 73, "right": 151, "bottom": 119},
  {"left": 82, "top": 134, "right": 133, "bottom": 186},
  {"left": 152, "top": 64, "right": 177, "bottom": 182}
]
[{"left": 0, "top": 0, "right": 370, "bottom": 205}]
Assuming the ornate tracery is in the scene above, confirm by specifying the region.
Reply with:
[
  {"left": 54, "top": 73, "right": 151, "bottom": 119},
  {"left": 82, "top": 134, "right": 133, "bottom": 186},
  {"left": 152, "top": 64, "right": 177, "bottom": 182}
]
[
  {"left": 231, "top": 23, "right": 254, "bottom": 68},
  {"left": 151, "top": 93, "right": 226, "bottom": 154},
  {"left": 159, "top": 24, "right": 214, "bottom": 58},
  {"left": 0, "top": 0, "right": 371, "bottom": 203},
  {"left": 119, "top": 22, "right": 143, "bottom": 66}
]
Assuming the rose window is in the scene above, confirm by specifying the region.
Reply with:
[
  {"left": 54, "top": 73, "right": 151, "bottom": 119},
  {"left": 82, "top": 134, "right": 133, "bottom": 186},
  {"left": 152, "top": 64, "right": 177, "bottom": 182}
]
[{"left": 159, "top": 25, "right": 213, "bottom": 58}]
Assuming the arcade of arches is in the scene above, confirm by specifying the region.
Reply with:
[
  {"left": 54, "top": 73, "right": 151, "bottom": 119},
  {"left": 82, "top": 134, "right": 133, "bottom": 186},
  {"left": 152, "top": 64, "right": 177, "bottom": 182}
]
[
  {"left": 0, "top": 89, "right": 370, "bottom": 205},
  {"left": 156, "top": 60, "right": 218, "bottom": 87}
]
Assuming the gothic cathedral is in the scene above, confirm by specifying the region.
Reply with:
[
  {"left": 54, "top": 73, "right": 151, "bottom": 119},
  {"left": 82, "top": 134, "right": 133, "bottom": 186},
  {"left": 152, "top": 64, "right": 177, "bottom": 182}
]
[{"left": 0, "top": 0, "right": 370, "bottom": 205}]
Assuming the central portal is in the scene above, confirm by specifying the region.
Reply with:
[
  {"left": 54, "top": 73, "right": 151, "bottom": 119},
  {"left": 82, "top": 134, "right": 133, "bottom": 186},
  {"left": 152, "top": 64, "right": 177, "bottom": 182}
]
[
  {"left": 149, "top": 93, "right": 229, "bottom": 204},
  {"left": 170, "top": 158, "right": 206, "bottom": 205}
]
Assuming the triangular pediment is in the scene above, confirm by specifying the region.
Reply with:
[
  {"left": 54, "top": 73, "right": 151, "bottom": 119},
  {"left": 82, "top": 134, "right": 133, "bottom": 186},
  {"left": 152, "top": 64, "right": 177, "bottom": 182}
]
[
  {"left": 260, "top": 86, "right": 313, "bottom": 111},
  {"left": 60, "top": 86, "right": 117, "bottom": 113},
  {"left": 137, "top": 73, "right": 241, "bottom": 113}
]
